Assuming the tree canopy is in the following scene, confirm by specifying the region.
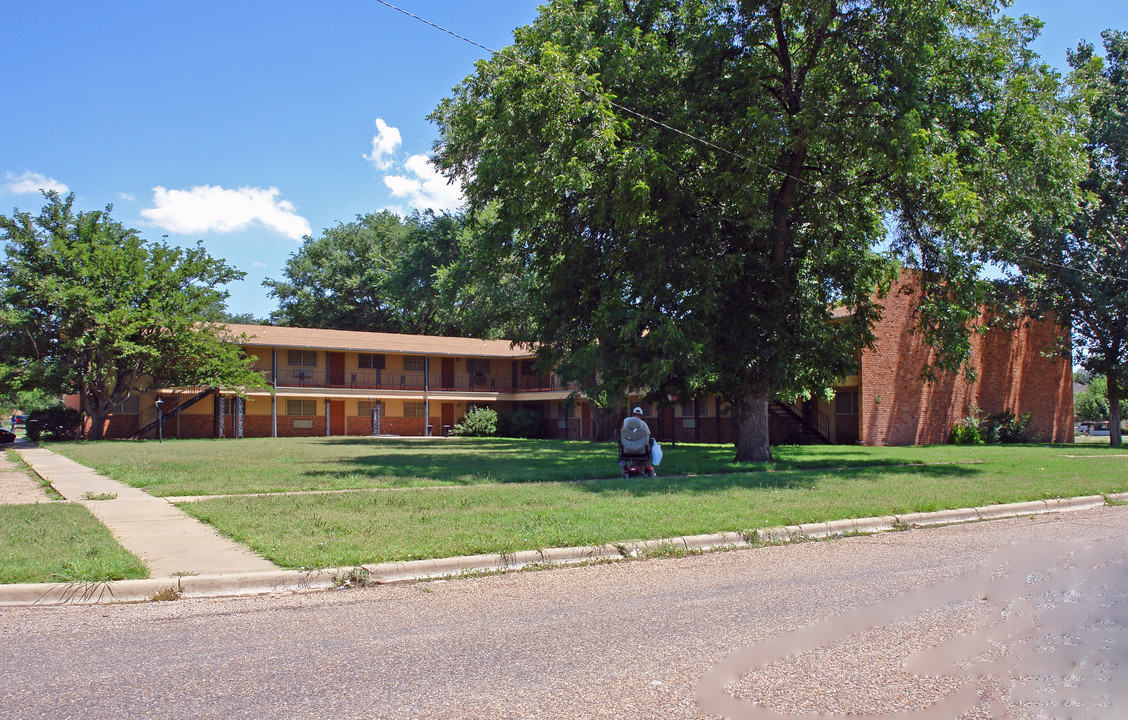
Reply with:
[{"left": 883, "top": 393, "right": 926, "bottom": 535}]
[
  {"left": 1063, "top": 31, "right": 1128, "bottom": 445},
  {"left": 0, "top": 192, "right": 266, "bottom": 439},
  {"left": 431, "top": 0, "right": 1084, "bottom": 460},
  {"left": 264, "top": 209, "right": 515, "bottom": 338}
]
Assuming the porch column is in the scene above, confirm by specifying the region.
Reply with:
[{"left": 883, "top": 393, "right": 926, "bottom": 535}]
[
  {"left": 271, "top": 348, "right": 278, "bottom": 438},
  {"left": 424, "top": 356, "right": 431, "bottom": 436},
  {"left": 324, "top": 398, "right": 331, "bottom": 436},
  {"left": 234, "top": 397, "right": 245, "bottom": 439},
  {"left": 216, "top": 392, "right": 225, "bottom": 439}
]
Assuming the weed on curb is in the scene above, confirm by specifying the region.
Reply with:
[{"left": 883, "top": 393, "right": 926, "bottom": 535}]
[
  {"left": 149, "top": 586, "right": 180, "bottom": 602},
  {"left": 79, "top": 491, "right": 118, "bottom": 501},
  {"left": 332, "top": 566, "right": 372, "bottom": 589}
]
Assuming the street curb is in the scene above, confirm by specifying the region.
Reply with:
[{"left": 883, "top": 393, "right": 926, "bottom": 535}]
[{"left": 3, "top": 492, "right": 1126, "bottom": 607}]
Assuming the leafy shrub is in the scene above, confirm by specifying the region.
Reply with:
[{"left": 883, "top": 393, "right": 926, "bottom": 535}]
[
  {"left": 450, "top": 407, "right": 498, "bottom": 437},
  {"left": 984, "top": 410, "right": 1032, "bottom": 444},
  {"left": 25, "top": 406, "right": 82, "bottom": 442},
  {"left": 947, "top": 416, "right": 982, "bottom": 445},
  {"left": 498, "top": 408, "right": 543, "bottom": 439}
]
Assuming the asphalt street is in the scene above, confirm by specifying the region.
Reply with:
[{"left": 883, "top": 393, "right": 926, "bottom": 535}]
[{"left": 2, "top": 505, "right": 1125, "bottom": 720}]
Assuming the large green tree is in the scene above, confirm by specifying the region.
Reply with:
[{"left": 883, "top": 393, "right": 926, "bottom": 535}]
[
  {"left": 432, "top": 0, "right": 1083, "bottom": 460},
  {"left": 1053, "top": 31, "right": 1128, "bottom": 446},
  {"left": 265, "top": 209, "right": 509, "bottom": 337},
  {"left": 0, "top": 192, "right": 266, "bottom": 440}
]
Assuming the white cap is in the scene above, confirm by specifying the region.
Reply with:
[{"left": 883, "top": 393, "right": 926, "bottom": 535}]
[{"left": 632, "top": 407, "right": 643, "bottom": 414}]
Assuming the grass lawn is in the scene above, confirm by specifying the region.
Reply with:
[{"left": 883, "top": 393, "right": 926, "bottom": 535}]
[
  {"left": 0, "top": 503, "right": 149, "bottom": 584},
  {"left": 44, "top": 437, "right": 1128, "bottom": 571},
  {"left": 44, "top": 436, "right": 1091, "bottom": 496}
]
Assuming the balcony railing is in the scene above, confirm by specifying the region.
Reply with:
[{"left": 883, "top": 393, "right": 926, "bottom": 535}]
[{"left": 264, "top": 369, "right": 578, "bottom": 393}]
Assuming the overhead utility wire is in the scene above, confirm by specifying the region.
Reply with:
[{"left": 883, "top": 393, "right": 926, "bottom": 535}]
[{"left": 373, "top": 0, "right": 1128, "bottom": 286}]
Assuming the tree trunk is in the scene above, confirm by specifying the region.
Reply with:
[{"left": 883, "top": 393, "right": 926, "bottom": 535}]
[
  {"left": 1109, "top": 373, "right": 1123, "bottom": 448},
  {"left": 734, "top": 384, "right": 772, "bottom": 462},
  {"left": 590, "top": 404, "right": 621, "bottom": 443},
  {"left": 87, "top": 408, "right": 108, "bottom": 441}
]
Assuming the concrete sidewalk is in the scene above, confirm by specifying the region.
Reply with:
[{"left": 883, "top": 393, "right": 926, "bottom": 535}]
[{"left": 13, "top": 444, "right": 278, "bottom": 578}]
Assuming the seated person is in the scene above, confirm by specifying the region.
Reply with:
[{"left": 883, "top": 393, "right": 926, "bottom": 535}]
[{"left": 620, "top": 408, "right": 652, "bottom": 457}]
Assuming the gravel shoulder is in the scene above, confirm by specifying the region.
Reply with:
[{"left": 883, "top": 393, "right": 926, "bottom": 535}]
[{"left": 0, "top": 451, "right": 53, "bottom": 505}]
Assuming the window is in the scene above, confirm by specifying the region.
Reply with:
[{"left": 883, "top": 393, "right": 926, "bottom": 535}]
[
  {"left": 403, "top": 401, "right": 427, "bottom": 419},
  {"left": 218, "top": 397, "right": 235, "bottom": 416},
  {"left": 358, "top": 353, "right": 385, "bottom": 370},
  {"left": 467, "top": 358, "right": 491, "bottom": 376},
  {"left": 520, "top": 360, "right": 538, "bottom": 376},
  {"left": 403, "top": 356, "right": 426, "bottom": 373},
  {"left": 357, "top": 400, "right": 385, "bottom": 417},
  {"left": 116, "top": 396, "right": 140, "bottom": 414},
  {"left": 287, "top": 350, "right": 318, "bottom": 367},
  {"left": 836, "top": 391, "right": 859, "bottom": 415},
  {"left": 558, "top": 403, "right": 573, "bottom": 418},
  {"left": 287, "top": 399, "right": 318, "bottom": 416}
]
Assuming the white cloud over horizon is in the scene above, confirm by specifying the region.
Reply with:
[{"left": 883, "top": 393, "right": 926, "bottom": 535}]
[
  {"left": 383, "top": 153, "right": 464, "bottom": 213},
  {"left": 139, "top": 185, "right": 312, "bottom": 240},
  {"left": 364, "top": 118, "right": 402, "bottom": 171},
  {"left": 4, "top": 170, "right": 69, "bottom": 195}
]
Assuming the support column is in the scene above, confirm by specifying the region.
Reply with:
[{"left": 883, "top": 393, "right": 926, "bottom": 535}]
[
  {"left": 324, "top": 398, "right": 331, "bottom": 436},
  {"left": 234, "top": 397, "right": 245, "bottom": 439},
  {"left": 271, "top": 348, "right": 278, "bottom": 438},
  {"left": 216, "top": 392, "right": 225, "bottom": 439},
  {"left": 424, "top": 356, "right": 431, "bottom": 436}
]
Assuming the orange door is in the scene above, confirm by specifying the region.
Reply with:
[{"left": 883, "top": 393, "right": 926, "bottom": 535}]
[
  {"left": 329, "top": 353, "right": 345, "bottom": 386},
  {"left": 330, "top": 400, "right": 346, "bottom": 435},
  {"left": 442, "top": 403, "right": 455, "bottom": 434},
  {"left": 442, "top": 358, "right": 455, "bottom": 389}
]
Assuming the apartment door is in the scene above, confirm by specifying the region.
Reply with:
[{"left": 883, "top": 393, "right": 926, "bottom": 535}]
[
  {"left": 329, "top": 352, "right": 345, "bottom": 386},
  {"left": 442, "top": 358, "right": 455, "bottom": 389},
  {"left": 442, "top": 403, "right": 455, "bottom": 435},
  {"left": 581, "top": 402, "right": 591, "bottom": 440},
  {"left": 329, "top": 400, "right": 346, "bottom": 435}
]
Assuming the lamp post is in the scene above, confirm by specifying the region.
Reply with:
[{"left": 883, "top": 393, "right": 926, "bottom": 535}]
[{"left": 154, "top": 397, "right": 164, "bottom": 444}]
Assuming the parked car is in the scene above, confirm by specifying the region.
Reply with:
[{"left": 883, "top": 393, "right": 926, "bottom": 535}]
[
  {"left": 1090, "top": 422, "right": 1111, "bottom": 437},
  {"left": 11, "top": 413, "right": 28, "bottom": 428},
  {"left": 0, "top": 427, "right": 15, "bottom": 444}
]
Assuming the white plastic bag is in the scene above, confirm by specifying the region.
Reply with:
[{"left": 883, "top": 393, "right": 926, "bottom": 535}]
[{"left": 651, "top": 441, "right": 663, "bottom": 466}]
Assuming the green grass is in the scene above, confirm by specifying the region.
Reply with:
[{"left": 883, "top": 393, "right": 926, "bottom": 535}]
[
  {"left": 0, "top": 504, "right": 149, "bottom": 584},
  {"left": 174, "top": 448, "right": 1128, "bottom": 569},
  {"left": 44, "top": 436, "right": 1100, "bottom": 497},
  {"left": 37, "top": 437, "right": 1128, "bottom": 572}
]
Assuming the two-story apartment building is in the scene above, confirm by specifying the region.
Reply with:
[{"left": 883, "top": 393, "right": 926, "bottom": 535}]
[{"left": 91, "top": 274, "right": 1074, "bottom": 445}]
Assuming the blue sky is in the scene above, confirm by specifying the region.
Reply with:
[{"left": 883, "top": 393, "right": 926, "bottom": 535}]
[{"left": 3, "top": 1, "right": 1126, "bottom": 319}]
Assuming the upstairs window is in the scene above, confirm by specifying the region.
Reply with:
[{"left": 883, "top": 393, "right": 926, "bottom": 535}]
[
  {"left": 358, "top": 353, "right": 385, "bottom": 370},
  {"left": 467, "top": 358, "right": 491, "bottom": 376},
  {"left": 403, "top": 356, "right": 426, "bottom": 373},
  {"left": 287, "top": 350, "right": 318, "bottom": 367}
]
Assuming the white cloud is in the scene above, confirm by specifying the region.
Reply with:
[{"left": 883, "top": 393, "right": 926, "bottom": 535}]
[
  {"left": 4, "top": 170, "right": 69, "bottom": 195},
  {"left": 139, "top": 185, "right": 312, "bottom": 241},
  {"left": 118, "top": 192, "right": 135, "bottom": 202},
  {"left": 383, "top": 154, "right": 463, "bottom": 213},
  {"left": 364, "top": 118, "right": 402, "bottom": 170}
]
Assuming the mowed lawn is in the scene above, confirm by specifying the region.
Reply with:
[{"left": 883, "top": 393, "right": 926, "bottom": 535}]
[{"left": 46, "top": 437, "right": 1128, "bottom": 571}]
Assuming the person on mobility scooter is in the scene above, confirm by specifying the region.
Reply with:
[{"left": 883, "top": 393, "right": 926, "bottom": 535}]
[{"left": 618, "top": 407, "right": 656, "bottom": 478}]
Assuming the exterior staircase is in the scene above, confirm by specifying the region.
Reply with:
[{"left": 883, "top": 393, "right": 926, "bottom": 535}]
[
  {"left": 770, "top": 401, "right": 831, "bottom": 444},
  {"left": 131, "top": 387, "right": 216, "bottom": 439}
]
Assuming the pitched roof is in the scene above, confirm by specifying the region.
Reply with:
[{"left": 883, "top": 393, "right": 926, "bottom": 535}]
[{"left": 222, "top": 324, "right": 535, "bottom": 359}]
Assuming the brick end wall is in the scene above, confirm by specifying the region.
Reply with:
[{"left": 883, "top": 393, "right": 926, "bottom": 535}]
[{"left": 860, "top": 275, "right": 1073, "bottom": 445}]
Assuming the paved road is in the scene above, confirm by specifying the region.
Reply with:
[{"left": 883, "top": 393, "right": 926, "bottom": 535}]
[{"left": 2, "top": 506, "right": 1125, "bottom": 720}]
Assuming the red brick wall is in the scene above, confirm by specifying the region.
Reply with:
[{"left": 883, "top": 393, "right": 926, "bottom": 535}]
[{"left": 860, "top": 275, "right": 1073, "bottom": 445}]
